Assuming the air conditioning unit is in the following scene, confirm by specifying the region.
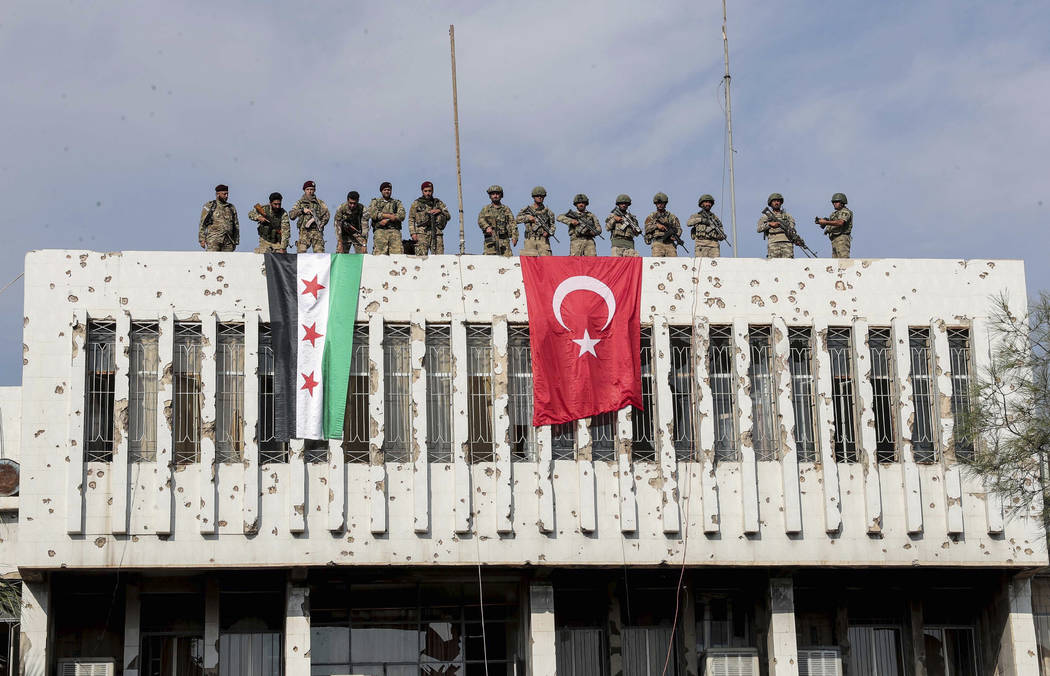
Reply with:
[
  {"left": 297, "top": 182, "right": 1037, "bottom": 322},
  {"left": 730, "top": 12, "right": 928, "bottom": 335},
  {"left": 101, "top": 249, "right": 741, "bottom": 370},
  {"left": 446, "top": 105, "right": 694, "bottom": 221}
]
[
  {"left": 799, "top": 648, "right": 842, "bottom": 676},
  {"left": 58, "top": 659, "right": 115, "bottom": 676},
  {"left": 704, "top": 648, "right": 759, "bottom": 676}
]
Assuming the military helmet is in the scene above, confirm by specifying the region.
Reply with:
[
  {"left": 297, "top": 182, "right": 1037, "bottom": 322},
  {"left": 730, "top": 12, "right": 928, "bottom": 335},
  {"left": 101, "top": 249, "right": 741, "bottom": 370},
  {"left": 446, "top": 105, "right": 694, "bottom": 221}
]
[
  {"left": 615, "top": 193, "right": 632, "bottom": 205},
  {"left": 653, "top": 192, "right": 669, "bottom": 204},
  {"left": 832, "top": 192, "right": 848, "bottom": 204},
  {"left": 487, "top": 185, "right": 504, "bottom": 195},
  {"left": 573, "top": 193, "right": 589, "bottom": 205},
  {"left": 698, "top": 194, "right": 715, "bottom": 206},
  {"left": 767, "top": 192, "right": 784, "bottom": 205},
  {"left": 532, "top": 186, "right": 547, "bottom": 197}
]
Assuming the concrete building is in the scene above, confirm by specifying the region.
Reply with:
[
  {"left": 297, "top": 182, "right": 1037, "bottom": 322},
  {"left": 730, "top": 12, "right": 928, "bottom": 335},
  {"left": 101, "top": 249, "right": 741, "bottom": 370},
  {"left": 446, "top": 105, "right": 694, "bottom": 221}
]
[{"left": 2, "top": 250, "right": 1049, "bottom": 675}]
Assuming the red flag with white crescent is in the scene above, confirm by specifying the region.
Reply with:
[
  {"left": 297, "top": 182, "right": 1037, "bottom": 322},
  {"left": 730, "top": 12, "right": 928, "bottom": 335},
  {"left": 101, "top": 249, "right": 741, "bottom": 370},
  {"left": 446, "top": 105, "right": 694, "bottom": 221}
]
[{"left": 520, "top": 257, "right": 642, "bottom": 426}]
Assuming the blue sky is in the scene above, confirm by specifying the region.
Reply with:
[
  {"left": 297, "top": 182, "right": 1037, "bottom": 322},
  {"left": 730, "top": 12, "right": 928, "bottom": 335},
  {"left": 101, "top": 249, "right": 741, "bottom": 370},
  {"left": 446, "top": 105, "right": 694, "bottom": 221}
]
[{"left": 1, "top": 0, "right": 1048, "bottom": 384}]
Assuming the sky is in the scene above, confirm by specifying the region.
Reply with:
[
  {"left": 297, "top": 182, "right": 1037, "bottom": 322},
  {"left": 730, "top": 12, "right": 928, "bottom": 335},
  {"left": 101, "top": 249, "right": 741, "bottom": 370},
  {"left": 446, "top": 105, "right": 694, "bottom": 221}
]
[{"left": 0, "top": 0, "right": 1048, "bottom": 384}]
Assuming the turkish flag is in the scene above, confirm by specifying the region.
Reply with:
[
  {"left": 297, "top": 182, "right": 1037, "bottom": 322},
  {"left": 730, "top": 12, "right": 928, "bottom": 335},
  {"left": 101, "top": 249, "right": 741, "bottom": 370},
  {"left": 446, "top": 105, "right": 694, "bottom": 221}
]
[{"left": 520, "top": 257, "right": 643, "bottom": 426}]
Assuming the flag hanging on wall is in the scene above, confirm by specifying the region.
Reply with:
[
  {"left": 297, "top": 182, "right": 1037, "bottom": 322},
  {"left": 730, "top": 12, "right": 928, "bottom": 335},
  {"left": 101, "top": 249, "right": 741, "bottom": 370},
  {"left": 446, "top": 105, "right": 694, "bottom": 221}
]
[{"left": 264, "top": 253, "right": 363, "bottom": 440}]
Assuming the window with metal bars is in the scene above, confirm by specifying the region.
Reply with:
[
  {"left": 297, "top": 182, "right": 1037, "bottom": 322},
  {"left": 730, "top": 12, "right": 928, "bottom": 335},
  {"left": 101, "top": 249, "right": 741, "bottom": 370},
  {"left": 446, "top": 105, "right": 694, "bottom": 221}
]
[
  {"left": 85, "top": 320, "right": 116, "bottom": 462},
  {"left": 507, "top": 326, "right": 536, "bottom": 462},
  {"left": 215, "top": 323, "right": 244, "bottom": 463},
  {"left": 749, "top": 326, "right": 778, "bottom": 461},
  {"left": 173, "top": 322, "right": 203, "bottom": 464},
  {"left": 257, "top": 324, "right": 288, "bottom": 464},
  {"left": 948, "top": 328, "right": 975, "bottom": 461},
  {"left": 788, "top": 328, "right": 818, "bottom": 463},
  {"left": 670, "top": 326, "right": 696, "bottom": 462},
  {"left": 631, "top": 326, "right": 656, "bottom": 462},
  {"left": 383, "top": 324, "right": 412, "bottom": 463},
  {"left": 827, "top": 327, "right": 858, "bottom": 463},
  {"left": 304, "top": 439, "right": 329, "bottom": 464},
  {"left": 909, "top": 327, "right": 938, "bottom": 463},
  {"left": 342, "top": 324, "right": 370, "bottom": 463},
  {"left": 709, "top": 325, "right": 737, "bottom": 462},
  {"left": 426, "top": 325, "right": 453, "bottom": 463},
  {"left": 868, "top": 327, "right": 898, "bottom": 463},
  {"left": 129, "top": 322, "right": 159, "bottom": 463},
  {"left": 467, "top": 325, "right": 495, "bottom": 462},
  {"left": 590, "top": 411, "right": 615, "bottom": 462},
  {"left": 552, "top": 422, "right": 576, "bottom": 460}
]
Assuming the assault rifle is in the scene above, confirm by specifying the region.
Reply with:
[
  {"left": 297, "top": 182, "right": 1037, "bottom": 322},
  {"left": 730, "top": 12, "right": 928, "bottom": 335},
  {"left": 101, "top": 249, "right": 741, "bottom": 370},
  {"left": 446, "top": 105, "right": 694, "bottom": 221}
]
[
  {"left": 253, "top": 204, "right": 282, "bottom": 244},
  {"left": 762, "top": 207, "right": 818, "bottom": 258},
  {"left": 571, "top": 212, "right": 604, "bottom": 239},
  {"left": 339, "top": 206, "right": 365, "bottom": 251},
  {"left": 694, "top": 212, "right": 731, "bottom": 246},
  {"left": 653, "top": 212, "right": 687, "bottom": 253},
  {"left": 531, "top": 208, "right": 560, "bottom": 243}
]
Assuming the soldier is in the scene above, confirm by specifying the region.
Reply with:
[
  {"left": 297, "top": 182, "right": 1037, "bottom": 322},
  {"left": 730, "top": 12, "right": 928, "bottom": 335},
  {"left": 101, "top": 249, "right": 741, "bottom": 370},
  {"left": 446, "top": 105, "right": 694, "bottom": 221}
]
[
  {"left": 334, "top": 191, "right": 368, "bottom": 254},
  {"left": 367, "top": 182, "right": 407, "bottom": 255},
  {"left": 288, "top": 180, "right": 330, "bottom": 253},
  {"left": 816, "top": 192, "right": 853, "bottom": 258},
  {"left": 198, "top": 184, "right": 239, "bottom": 252},
  {"left": 478, "top": 185, "right": 517, "bottom": 256},
  {"left": 557, "top": 193, "right": 602, "bottom": 256},
  {"left": 409, "top": 181, "right": 451, "bottom": 255},
  {"left": 644, "top": 192, "right": 683, "bottom": 257},
  {"left": 757, "top": 192, "right": 797, "bottom": 259},
  {"left": 686, "top": 194, "right": 727, "bottom": 257},
  {"left": 516, "top": 186, "right": 557, "bottom": 256},
  {"left": 248, "top": 192, "right": 290, "bottom": 254},
  {"left": 605, "top": 194, "right": 641, "bottom": 257}
]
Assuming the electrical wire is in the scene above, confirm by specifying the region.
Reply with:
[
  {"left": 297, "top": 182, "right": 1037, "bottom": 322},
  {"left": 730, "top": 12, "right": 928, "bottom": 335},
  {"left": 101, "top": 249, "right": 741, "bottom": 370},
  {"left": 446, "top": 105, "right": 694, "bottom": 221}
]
[{"left": 0, "top": 273, "right": 23, "bottom": 298}]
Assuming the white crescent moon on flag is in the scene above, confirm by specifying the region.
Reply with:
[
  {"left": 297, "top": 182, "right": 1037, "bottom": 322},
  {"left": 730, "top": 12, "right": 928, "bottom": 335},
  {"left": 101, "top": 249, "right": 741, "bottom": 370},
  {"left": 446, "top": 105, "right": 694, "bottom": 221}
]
[{"left": 551, "top": 276, "right": 616, "bottom": 331}]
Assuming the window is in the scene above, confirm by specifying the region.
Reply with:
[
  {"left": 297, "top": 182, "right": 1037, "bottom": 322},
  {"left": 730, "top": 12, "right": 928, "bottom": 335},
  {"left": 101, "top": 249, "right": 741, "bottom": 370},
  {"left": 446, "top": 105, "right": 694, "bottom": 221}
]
[
  {"left": 846, "top": 625, "right": 904, "bottom": 676},
  {"left": 173, "top": 322, "right": 203, "bottom": 465},
  {"left": 140, "top": 592, "right": 204, "bottom": 676},
  {"left": 552, "top": 422, "right": 576, "bottom": 460},
  {"left": 948, "top": 328, "right": 975, "bottom": 461},
  {"left": 632, "top": 326, "right": 656, "bottom": 462},
  {"left": 383, "top": 324, "right": 411, "bottom": 463},
  {"left": 257, "top": 324, "right": 287, "bottom": 464},
  {"left": 869, "top": 328, "right": 898, "bottom": 463},
  {"left": 467, "top": 325, "right": 495, "bottom": 463},
  {"left": 909, "top": 328, "right": 938, "bottom": 463},
  {"left": 85, "top": 320, "right": 116, "bottom": 462},
  {"left": 215, "top": 323, "right": 244, "bottom": 464},
  {"left": 507, "top": 326, "right": 536, "bottom": 462},
  {"left": 219, "top": 588, "right": 283, "bottom": 676},
  {"left": 590, "top": 412, "right": 615, "bottom": 462},
  {"left": 129, "top": 322, "right": 159, "bottom": 463},
  {"left": 923, "top": 626, "right": 978, "bottom": 676},
  {"left": 788, "top": 328, "right": 818, "bottom": 462},
  {"left": 670, "top": 326, "right": 696, "bottom": 461},
  {"left": 709, "top": 325, "right": 737, "bottom": 462},
  {"left": 749, "top": 326, "right": 778, "bottom": 461},
  {"left": 343, "top": 324, "right": 370, "bottom": 463},
  {"left": 426, "top": 325, "right": 453, "bottom": 463},
  {"left": 827, "top": 327, "right": 858, "bottom": 464}
]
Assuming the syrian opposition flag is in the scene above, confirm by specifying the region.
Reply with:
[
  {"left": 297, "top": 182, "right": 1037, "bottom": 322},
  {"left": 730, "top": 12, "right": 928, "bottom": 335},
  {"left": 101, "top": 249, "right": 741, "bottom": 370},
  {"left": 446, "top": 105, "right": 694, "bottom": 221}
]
[
  {"left": 520, "top": 257, "right": 642, "bottom": 426},
  {"left": 264, "top": 254, "right": 363, "bottom": 440}
]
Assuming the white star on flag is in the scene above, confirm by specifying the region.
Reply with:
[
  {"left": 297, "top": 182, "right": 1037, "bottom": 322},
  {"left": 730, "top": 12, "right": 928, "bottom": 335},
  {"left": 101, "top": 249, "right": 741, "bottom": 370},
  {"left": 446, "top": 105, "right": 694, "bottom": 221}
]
[{"left": 572, "top": 329, "right": 601, "bottom": 358}]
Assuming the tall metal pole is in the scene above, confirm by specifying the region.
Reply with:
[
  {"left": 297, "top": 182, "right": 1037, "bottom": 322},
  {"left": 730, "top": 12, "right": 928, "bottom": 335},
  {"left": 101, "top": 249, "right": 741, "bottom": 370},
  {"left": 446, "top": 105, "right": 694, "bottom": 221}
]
[
  {"left": 450, "top": 25, "right": 466, "bottom": 255},
  {"left": 721, "top": 0, "right": 739, "bottom": 257}
]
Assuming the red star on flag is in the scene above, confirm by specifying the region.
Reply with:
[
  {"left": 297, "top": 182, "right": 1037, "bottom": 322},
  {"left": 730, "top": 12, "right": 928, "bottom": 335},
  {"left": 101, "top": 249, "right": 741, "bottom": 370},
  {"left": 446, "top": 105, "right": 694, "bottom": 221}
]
[
  {"left": 300, "top": 371, "right": 319, "bottom": 396},
  {"left": 302, "top": 322, "right": 324, "bottom": 347},
  {"left": 301, "top": 274, "right": 326, "bottom": 299}
]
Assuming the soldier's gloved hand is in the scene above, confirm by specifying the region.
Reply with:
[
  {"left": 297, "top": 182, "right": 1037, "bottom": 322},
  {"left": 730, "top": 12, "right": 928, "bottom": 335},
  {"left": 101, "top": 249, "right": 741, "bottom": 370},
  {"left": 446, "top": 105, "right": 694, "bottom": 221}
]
[{"left": 614, "top": 215, "right": 623, "bottom": 222}]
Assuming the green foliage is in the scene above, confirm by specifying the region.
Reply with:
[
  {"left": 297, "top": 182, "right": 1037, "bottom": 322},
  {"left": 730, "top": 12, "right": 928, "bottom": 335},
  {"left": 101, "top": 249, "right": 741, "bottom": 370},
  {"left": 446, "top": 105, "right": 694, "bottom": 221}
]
[{"left": 0, "top": 581, "right": 20, "bottom": 620}]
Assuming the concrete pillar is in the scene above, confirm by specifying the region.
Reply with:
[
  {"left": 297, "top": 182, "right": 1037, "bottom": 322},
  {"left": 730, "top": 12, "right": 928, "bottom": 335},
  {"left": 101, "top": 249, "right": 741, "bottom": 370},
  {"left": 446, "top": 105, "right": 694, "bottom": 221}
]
[
  {"left": 908, "top": 597, "right": 926, "bottom": 676},
  {"left": 680, "top": 585, "right": 700, "bottom": 676},
  {"left": 999, "top": 577, "right": 1040, "bottom": 675},
  {"left": 19, "top": 578, "right": 49, "bottom": 676},
  {"left": 123, "top": 578, "right": 141, "bottom": 676},
  {"left": 529, "top": 583, "right": 556, "bottom": 676},
  {"left": 204, "top": 577, "right": 219, "bottom": 675},
  {"left": 285, "top": 578, "right": 311, "bottom": 676},
  {"left": 767, "top": 577, "right": 798, "bottom": 676},
  {"left": 607, "top": 581, "right": 624, "bottom": 676}
]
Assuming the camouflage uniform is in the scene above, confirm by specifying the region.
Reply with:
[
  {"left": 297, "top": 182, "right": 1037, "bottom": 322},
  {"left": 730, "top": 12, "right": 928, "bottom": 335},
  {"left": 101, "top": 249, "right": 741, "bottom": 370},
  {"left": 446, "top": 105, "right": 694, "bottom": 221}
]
[
  {"left": 757, "top": 209, "right": 797, "bottom": 259},
  {"left": 686, "top": 209, "right": 725, "bottom": 258},
  {"left": 644, "top": 210, "right": 683, "bottom": 257},
  {"left": 516, "top": 204, "right": 557, "bottom": 256},
  {"left": 198, "top": 199, "right": 239, "bottom": 252},
  {"left": 558, "top": 209, "right": 601, "bottom": 256},
  {"left": 334, "top": 202, "right": 368, "bottom": 254},
  {"left": 478, "top": 203, "right": 517, "bottom": 256},
  {"left": 409, "top": 196, "right": 451, "bottom": 255},
  {"left": 605, "top": 207, "right": 641, "bottom": 257},
  {"left": 824, "top": 206, "right": 853, "bottom": 259},
  {"left": 289, "top": 193, "right": 330, "bottom": 253},
  {"left": 367, "top": 196, "right": 406, "bottom": 255},
  {"left": 248, "top": 204, "right": 290, "bottom": 254}
]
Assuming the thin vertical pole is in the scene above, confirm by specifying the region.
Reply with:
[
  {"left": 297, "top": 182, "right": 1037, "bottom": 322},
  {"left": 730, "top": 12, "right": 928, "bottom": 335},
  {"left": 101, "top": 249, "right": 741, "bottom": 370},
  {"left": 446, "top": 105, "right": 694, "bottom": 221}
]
[
  {"left": 450, "top": 25, "right": 466, "bottom": 255},
  {"left": 722, "top": 1, "right": 738, "bottom": 257}
]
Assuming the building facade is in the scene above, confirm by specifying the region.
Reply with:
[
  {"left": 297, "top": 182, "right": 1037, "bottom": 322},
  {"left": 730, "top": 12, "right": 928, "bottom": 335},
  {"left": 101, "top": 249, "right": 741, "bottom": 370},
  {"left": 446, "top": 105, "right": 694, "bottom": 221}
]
[{"left": 3, "top": 250, "right": 1048, "bottom": 675}]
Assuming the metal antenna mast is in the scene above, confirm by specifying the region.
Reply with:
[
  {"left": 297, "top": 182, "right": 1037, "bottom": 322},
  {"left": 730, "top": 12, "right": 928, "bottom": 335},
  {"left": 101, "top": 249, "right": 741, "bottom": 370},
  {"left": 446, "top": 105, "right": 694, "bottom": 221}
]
[
  {"left": 450, "top": 25, "right": 466, "bottom": 255},
  {"left": 721, "top": 0, "right": 739, "bottom": 257}
]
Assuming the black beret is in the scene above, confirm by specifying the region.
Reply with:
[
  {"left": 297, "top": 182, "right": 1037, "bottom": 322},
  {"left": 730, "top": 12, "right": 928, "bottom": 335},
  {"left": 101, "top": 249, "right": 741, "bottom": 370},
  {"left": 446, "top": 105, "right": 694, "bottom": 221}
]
[{"left": 214, "top": 184, "right": 229, "bottom": 192}]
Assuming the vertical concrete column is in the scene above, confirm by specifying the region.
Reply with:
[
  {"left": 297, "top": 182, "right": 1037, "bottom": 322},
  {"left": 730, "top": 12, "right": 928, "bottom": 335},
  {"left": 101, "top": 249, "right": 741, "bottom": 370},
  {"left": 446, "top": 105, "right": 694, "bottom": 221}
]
[
  {"left": 66, "top": 309, "right": 87, "bottom": 534},
  {"left": 908, "top": 597, "right": 925, "bottom": 676},
  {"left": 123, "top": 578, "right": 141, "bottom": 676},
  {"left": 616, "top": 406, "right": 637, "bottom": 533},
  {"left": 998, "top": 577, "right": 1041, "bottom": 675},
  {"left": 242, "top": 313, "right": 260, "bottom": 534},
  {"left": 652, "top": 316, "right": 681, "bottom": 533},
  {"left": 327, "top": 438, "right": 345, "bottom": 532},
  {"left": 891, "top": 318, "right": 924, "bottom": 534},
  {"left": 367, "top": 313, "right": 387, "bottom": 534},
  {"left": 203, "top": 577, "right": 220, "bottom": 674},
  {"left": 692, "top": 317, "right": 720, "bottom": 534},
  {"left": 852, "top": 319, "right": 884, "bottom": 534},
  {"left": 771, "top": 317, "right": 801, "bottom": 534},
  {"left": 607, "top": 581, "right": 624, "bottom": 676},
  {"left": 767, "top": 577, "right": 799, "bottom": 676},
  {"left": 732, "top": 318, "right": 760, "bottom": 534},
  {"left": 970, "top": 317, "right": 1004, "bottom": 533},
  {"left": 931, "top": 320, "right": 964, "bottom": 535},
  {"left": 409, "top": 313, "right": 429, "bottom": 533},
  {"left": 285, "top": 579, "right": 311, "bottom": 676},
  {"left": 576, "top": 419, "right": 596, "bottom": 533},
  {"left": 111, "top": 311, "right": 132, "bottom": 535},
  {"left": 536, "top": 423, "right": 555, "bottom": 533},
  {"left": 811, "top": 321, "right": 842, "bottom": 534},
  {"left": 20, "top": 578, "right": 49, "bottom": 676},
  {"left": 681, "top": 585, "right": 700, "bottom": 676},
  {"left": 529, "top": 583, "right": 556, "bottom": 676},
  {"left": 198, "top": 313, "right": 218, "bottom": 535},
  {"left": 451, "top": 316, "right": 472, "bottom": 534},
  {"left": 154, "top": 310, "right": 175, "bottom": 535},
  {"left": 288, "top": 438, "right": 306, "bottom": 534},
  {"left": 492, "top": 315, "right": 513, "bottom": 534}
]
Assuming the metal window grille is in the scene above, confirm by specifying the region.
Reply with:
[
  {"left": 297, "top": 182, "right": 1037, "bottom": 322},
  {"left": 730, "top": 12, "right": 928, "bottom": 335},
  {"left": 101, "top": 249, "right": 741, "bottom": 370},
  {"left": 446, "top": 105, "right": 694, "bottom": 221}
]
[
  {"left": 709, "top": 325, "right": 738, "bottom": 462},
  {"left": 383, "top": 324, "right": 412, "bottom": 463},
  {"left": 257, "top": 324, "right": 288, "bottom": 464},
  {"left": 909, "top": 327, "right": 938, "bottom": 463},
  {"left": 948, "top": 328, "right": 975, "bottom": 461},
  {"left": 749, "top": 326, "right": 779, "bottom": 461},
  {"left": 304, "top": 439, "right": 329, "bottom": 464},
  {"left": 128, "top": 322, "right": 159, "bottom": 463},
  {"left": 827, "top": 327, "right": 858, "bottom": 463},
  {"left": 343, "top": 324, "right": 370, "bottom": 463},
  {"left": 507, "top": 326, "right": 536, "bottom": 462},
  {"left": 788, "top": 328, "right": 818, "bottom": 463},
  {"left": 552, "top": 422, "right": 576, "bottom": 460},
  {"left": 85, "top": 320, "right": 116, "bottom": 462},
  {"left": 426, "top": 325, "right": 454, "bottom": 463},
  {"left": 173, "top": 322, "right": 203, "bottom": 465},
  {"left": 467, "top": 325, "right": 495, "bottom": 463},
  {"left": 215, "top": 323, "right": 244, "bottom": 464},
  {"left": 632, "top": 326, "right": 656, "bottom": 462},
  {"left": 868, "top": 327, "right": 898, "bottom": 463},
  {"left": 590, "top": 412, "right": 615, "bottom": 462},
  {"left": 670, "top": 326, "right": 696, "bottom": 462}
]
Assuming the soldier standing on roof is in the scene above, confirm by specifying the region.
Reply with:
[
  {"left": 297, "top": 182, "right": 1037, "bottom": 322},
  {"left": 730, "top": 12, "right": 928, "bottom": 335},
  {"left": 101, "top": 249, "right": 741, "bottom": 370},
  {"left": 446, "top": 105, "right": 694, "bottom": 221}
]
[
  {"left": 516, "top": 187, "right": 557, "bottom": 256},
  {"left": 478, "top": 185, "right": 517, "bottom": 257},
  {"left": 289, "top": 180, "right": 330, "bottom": 253},
  {"left": 368, "top": 182, "right": 406, "bottom": 255},
  {"left": 757, "top": 192, "right": 796, "bottom": 259},
  {"left": 558, "top": 193, "right": 601, "bottom": 256},
  {"left": 409, "top": 181, "right": 451, "bottom": 255},
  {"left": 687, "top": 194, "right": 726, "bottom": 258},
  {"left": 606, "top": 194, "right": 641, "bottom": 257},
  {"left": 334, "top": 191, "right": 368, "bottom": 254},
  {"left": 249, "top": 192, "right": 290, "bottom": 254},
  {"left": 816, "top": 193, "right": 853, "bottom": 258},
  {"left": 644, "top": 192, "right": 683, "bottom": 257},
  {"left": 198, "top": 184, "right": 239, "bottom": 252}
]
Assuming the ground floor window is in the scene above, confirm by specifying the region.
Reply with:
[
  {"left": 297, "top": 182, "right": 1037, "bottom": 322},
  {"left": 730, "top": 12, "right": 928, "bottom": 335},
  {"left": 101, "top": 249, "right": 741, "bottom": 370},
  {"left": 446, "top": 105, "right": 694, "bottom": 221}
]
[{"left": 141, "top": 635, "right": 204, "bottom": 676}]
